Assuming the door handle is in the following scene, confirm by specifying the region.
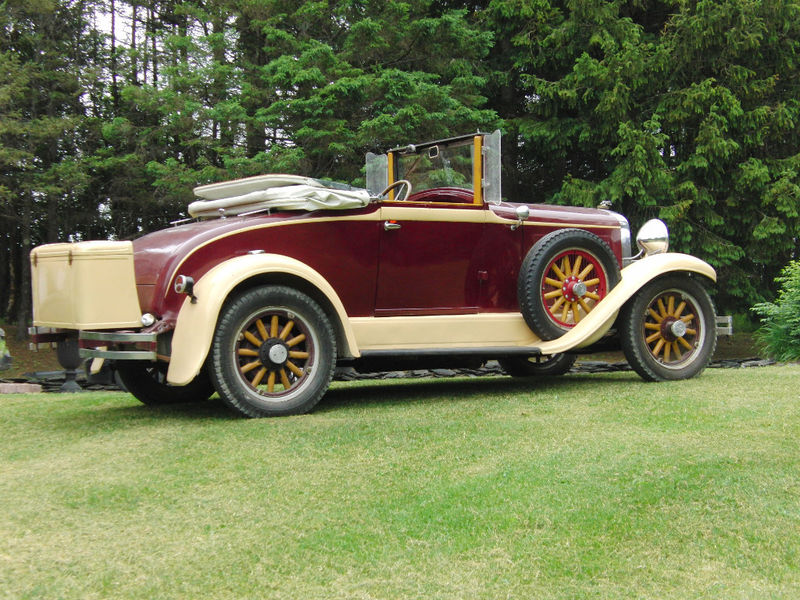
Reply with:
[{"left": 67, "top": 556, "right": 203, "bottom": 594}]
[{"left": 384, "top": 220, "right": 401, "bottom": 231}]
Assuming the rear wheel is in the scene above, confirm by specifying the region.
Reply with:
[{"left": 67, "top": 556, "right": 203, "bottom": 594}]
[
  {"left": 209, "top": 286, "right": 336, "bottom": 418},
  {"left": 620, "top": 275, "right": 716, "bottom": 381},
  {"left": 116, "top": 362, "right": 215, "bottom": 405},
  {"left": 498, "top": 353, "right": 576, "bottom": 377}
]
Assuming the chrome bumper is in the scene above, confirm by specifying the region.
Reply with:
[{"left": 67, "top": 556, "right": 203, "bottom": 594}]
[{"left": 79, "top": 330, "right": 158, "bottom": 360}]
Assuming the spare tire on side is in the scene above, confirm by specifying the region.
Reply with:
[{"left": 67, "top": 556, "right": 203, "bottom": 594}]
[{"left": 518, "top": 228, "right": 621, "bottom": 340}]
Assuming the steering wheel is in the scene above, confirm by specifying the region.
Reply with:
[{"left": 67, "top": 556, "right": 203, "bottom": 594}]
[{"left": 379, "top": 179, "right": 413, "bottom": 202}]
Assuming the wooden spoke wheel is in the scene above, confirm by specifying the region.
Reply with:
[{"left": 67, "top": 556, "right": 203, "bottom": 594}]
[
  {"left": 518, "top": 229, "right": 620, "bottom": 340},
  {"left": 210, "top": 286, "right": 336, "bottom": 417},
  {"left": 540, "top": 249, "right": 609, "bottom": 328},
  {"left": 621, "top": 275, "right": 716, "bottom": 381}
]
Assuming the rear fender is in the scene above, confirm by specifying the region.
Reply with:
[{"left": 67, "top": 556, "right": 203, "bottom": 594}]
[
  {"left": 536, "top": 253, "right": 716, "bottom": 355},
  {"left": 166, "top": 254, "right": 357, "bottom": 385}
]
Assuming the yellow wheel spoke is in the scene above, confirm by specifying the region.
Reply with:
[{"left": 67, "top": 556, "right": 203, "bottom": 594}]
[
  {"left": 572, "top": 302, "right": 581, "bottom": 323},
  {"left": 267, "top": 370, "right": 276, "bottom": 393},
  {"left": 578, "top": 298, "right": 592, "bottom": 315},
  {"left": 674, "top": 301, "right": 686, "bottom": 318},
  {"left": 270, "top": 315, "right": 279, "bottom": 338},
  {"left": 544, "top": 289, "right": 563, "bottom": 299},
  {"left": 551, "top": 296, "right": 566, "bottom": 312},
  {"left": 544, "top": 277, "right": 562, "bottom": 288},
  {"left": 644, "top": 322, "right": 661, "bottom": 331},
  {"left": 251, "top": 367, "right": 267, "bottom": 387},
  {"left": 562, "top": 256, "right": 572, "bottom": 278},
  {"left": 578, "top": 263, "right": 594, "bottom": 280},
  {"left": 585, "top": 291, "right": 601, "bottom": 301},
  {"left": 572, "top": 255, "right": 582, "bottom": 277},
  {"left": 255, "top": 319, "right": 268, "bottom": 341},
  {"left": 244, "top": 331, "right": 262, "bottom": 347},
  {"left": 680, "top": 314, "right": 695, "bottom": 323},
  {"left": 667, "top": 295, "right": 675, "bottom": 315},
  {"left": 240, "top": 360, "right": 262, "bottom": 374},
  {"left": 289, "top": 350, "right": 309, "bottom": 359},
  {"left": 646, "top": 331, "right": 662, "bottom": 344},
  {"left": 560, "top": 302, "right": 570, "bottom": 322},
  {"left": 678, "top": 337, "right": 693, "bottom": 350},
  {"left": 287, "top": 333, "right": 306, "bottom": 347},
  {"left": 279, "top": 320, "right": 295, "bottom": 340},
  {"left": 238, "top": 348, "right": 259, "bottom": 357},
  {"left": 286, "top": 360, "right": 304, "bottom": 378},
  {"left": 279, "top": 369, "right": 291, "bottom": 390},
  {"left": 671, "top": 341, "right": 681, "bottom": 360},
  {"left": 685, "top": 328, "right": 697, "bottom": 336},
  {"left": 582, "top": 277, "right": 600, "bottom": 287},
  {"left": 652, "top": 338, "right": 665, "bottom": 357},
  {"left": 551, "top": 263, "right": 566, "bottom": 281},
  {"left": 657, "top": 298, "right": 668, "bottom": 317},
  {"left": 664, "top": 341, "right": 671, "bottom": 362},
  {"left": 648, "top": 308, "right": 664, "bottom": 323}
]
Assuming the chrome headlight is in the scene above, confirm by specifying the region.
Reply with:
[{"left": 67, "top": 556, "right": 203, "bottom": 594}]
[{"left": 636, "top": 219, "right": 669, "bottom": 256}]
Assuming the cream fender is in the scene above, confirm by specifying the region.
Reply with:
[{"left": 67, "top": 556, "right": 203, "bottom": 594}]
[
  {"left": 536, "top": 252, "right": 716, "bottom": 355},
  {"left": 167, "top": 254, "right": 358, "bottom": 386}
]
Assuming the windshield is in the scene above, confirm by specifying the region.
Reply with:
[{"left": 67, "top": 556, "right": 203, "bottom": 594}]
[{"left": 396, "top": 139, "right": 475, "bottom": 194}]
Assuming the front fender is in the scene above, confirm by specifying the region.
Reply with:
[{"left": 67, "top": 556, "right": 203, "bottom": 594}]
[
  {"left": 536, "top": 253, "right": 716, "bottom": 355},
  {"left": 166, "top": 254, "right": 358, "bottom": 385}
]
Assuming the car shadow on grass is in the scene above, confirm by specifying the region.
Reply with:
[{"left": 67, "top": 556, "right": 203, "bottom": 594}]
[
  {"left": 87, "top": 371, "right": 640, "bottom": 422},
  {"left": 317, "top": 371, "right": 638, "bottom": 413}
]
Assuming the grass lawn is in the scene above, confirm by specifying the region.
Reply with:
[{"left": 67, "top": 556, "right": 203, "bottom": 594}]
[{"left": 1, "top": 365, "right": 799, "bottom": 599}]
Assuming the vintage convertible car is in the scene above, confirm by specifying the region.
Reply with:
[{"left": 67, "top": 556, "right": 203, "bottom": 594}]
[{"left": 30, "top": 131, "right": 717, "bottom": 417}]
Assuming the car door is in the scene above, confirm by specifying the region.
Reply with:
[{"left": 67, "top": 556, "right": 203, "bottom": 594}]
[{"left": 375, "top": 199, "right": 486, "bottom": 316}]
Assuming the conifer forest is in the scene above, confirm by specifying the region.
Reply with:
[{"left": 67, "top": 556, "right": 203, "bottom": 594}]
[{"left": 2, "top": 0, "right": 799, "bottom": 335}]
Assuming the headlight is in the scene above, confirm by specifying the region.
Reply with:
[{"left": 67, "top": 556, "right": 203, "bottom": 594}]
[
  {"left": 636, "top": 219, "right": 669, "bottom": 256},
  {"left": 141, "top": 313, "right": 156, "bottom": 327}
]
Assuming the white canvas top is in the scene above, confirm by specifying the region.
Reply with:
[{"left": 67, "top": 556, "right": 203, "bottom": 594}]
[
  {"left": 193, "top": 174, "right": 325, "bottom": 200},
  {"left": 189, "top": 174, "right": 371, "bottom": 218}
]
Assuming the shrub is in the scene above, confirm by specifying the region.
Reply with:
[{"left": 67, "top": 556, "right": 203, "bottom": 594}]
[{"left": 752, "top": 260, "right": 800, "bottom": 361}]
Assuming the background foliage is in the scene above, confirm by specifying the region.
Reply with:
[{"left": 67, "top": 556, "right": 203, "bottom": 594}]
[{"left": 2, "top": 0, "right": 799, "bottom": 334}]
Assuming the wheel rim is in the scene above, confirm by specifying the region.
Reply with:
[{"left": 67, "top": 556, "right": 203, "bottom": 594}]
[
  {"left": 641, "top": 289, "right": 706, "bottom": 369},
  {"left": 233, "top": 308, "right": 316, "bottom": 401},
  {"left": 540, "top": 249, "right": 609, "bottom": 328}
]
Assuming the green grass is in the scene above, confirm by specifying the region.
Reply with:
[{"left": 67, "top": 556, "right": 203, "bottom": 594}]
[{"left": 2, "top": 365, "right": 799, "bottom": 599}]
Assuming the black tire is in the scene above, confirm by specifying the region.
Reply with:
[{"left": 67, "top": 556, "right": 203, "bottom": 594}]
[
  {"left": 518, "top": 228, "right": 621, "bottom": 340},
  {"left": 209, "top": 286, "right": 336, "bottom": 418},
  {"left": 620, "top": 275, "right": 716, "bottom": 381},
  {"left": 498, "top": 353, "right": 577, "bottom": 377},
  {"left": 116, "top": 361, "right": 215, "bottom": 405}
]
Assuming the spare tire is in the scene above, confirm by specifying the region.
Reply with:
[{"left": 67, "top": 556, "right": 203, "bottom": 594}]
[{"left": 518, "top": 228, "right": 621, "bottom": 340}]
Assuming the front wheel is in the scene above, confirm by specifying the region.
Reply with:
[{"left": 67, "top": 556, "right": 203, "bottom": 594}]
[
  {"left": 209, "top": 286, "right": 336, "bottom": 418},
  {"left": 620, "top": 275, "right": 716, "bottom": 381},
  {"left": 498, "top": 353, "right": 577, "bottom": 377}
]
